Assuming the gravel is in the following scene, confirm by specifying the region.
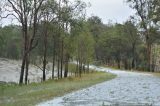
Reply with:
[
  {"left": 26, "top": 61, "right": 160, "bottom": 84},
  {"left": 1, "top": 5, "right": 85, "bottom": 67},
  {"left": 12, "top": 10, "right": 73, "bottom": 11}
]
[{"left": 38, "top": 66, "right": 160, "bottom": 106}]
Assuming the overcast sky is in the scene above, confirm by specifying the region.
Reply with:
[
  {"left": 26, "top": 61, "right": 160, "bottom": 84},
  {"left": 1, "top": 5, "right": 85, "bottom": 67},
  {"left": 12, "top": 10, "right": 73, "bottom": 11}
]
[
  {"left": 80, "top": 0, "right": 135, "bottom": 24},
  {"left": 1, "top": 0, "right": 136, "bottom": 26}
]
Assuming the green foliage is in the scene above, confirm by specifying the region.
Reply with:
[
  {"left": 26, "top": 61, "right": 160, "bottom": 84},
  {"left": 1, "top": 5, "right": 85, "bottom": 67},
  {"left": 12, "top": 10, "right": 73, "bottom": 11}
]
[
  {"left": 0, "top": 0, "right": 159, "bottom": 82},
  {"left": 0, "top": 25, "right": 21, "bottom": 59},
  {"left": 126, "top": 0, "right": 160, "bottom": 71}
]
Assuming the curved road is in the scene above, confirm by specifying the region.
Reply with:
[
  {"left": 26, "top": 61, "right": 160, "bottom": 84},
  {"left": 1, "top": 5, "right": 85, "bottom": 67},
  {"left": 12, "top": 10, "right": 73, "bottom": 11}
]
[{"left": 38, "top": 66, "right": 160, "bottom": 106}]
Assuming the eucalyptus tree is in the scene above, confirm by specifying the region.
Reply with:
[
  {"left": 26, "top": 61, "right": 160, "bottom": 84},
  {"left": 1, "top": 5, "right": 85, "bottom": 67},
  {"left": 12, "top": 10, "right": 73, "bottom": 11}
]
[
  {"left": 58, "top": 0, "right": 88, "bottom": 77},
  {"left": 0, "top": 0, "right": 45, "bottom": 84},
  {"left": 124, "top": 19, "right": 139, "bottom": 69},
  {"left": 152, "top": 0, "right": 160, "bottom": 27},
  {"left": 87, "top": 16, "right": 105, "bottom": 60},
  {"left": 81, "top": 26, "right": 95, "bottom": 72},
  {"left": 126, "top": 0, "right": 160, "bottom": 71},
  {"left": 39, "top": 0, "right": 58, "bottom": 81}
]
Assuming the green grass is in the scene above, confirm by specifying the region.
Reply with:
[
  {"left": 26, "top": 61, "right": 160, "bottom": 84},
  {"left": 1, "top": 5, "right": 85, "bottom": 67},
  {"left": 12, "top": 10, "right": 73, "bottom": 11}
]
[
  {"left": 152, "top": 72, "right": 160, "bottom": 78},
  {"left": 0, "top": 71, "right": 116, "bottom": 106},
  {"left": 101, "top": 65, "right": 120, "bottom": 70},
  {"left": 102, "top": 64, "right": 160, "bottom": 78}
]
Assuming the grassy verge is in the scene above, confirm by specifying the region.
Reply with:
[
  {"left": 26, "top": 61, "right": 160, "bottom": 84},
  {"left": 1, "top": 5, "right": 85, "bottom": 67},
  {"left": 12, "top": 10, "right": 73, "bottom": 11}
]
[
  {"left": 102, "top": 65, "right": 160, "bottom": 78},
  {"left": 152, "top": 72, "right": 160, "bottom": 78},
  {"left": 0, "top": 71, "right": 116, "bottom": 106}
]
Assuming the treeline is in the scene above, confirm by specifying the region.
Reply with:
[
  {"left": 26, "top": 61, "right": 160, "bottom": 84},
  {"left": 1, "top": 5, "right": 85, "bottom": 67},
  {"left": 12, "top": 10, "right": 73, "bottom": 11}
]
[
  {"left": 91, "top": 0, "right": 160, "bottom": 72},
  {"left": 0, "top": 0, "right": 160, "bottom": 85},
  {"left": 0, "top": 25, "right": 21, "bottom": 59},
  {"left": 0, "top": 0, "right": 95, "bottom": 85}
]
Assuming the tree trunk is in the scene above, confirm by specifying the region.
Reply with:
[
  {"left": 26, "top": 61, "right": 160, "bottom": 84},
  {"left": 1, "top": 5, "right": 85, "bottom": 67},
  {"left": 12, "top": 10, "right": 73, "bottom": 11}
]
[
  {"left": 25, "top": 53, "right": 29, "bottom": 84},
  {"left": 79, "top": 60, "right": 82, "bottom": 77},
  {"left": 132, "top": 44, "right": 135, "bottom": 69},
  {"left": 83, "top": 63, "right": 86, "bottom": 73},
  {"left": 24, "top": 31, "right": 30, "bottom": 84},
  {"left": 87, "top": 61, "right": 89, "bottom": 73},
  {"left": 60, "top": 40, "right": 63, "bottom": 78},
  {"left": 117, "top": 58, "right": 121, "bottom": 69},
  {"left": 57, "top": 50, "right": 60, "bottom": 79},
  {"left": 52, "top": 38, "right": 56, "bottom": 79},
  {"left": 64, "top": 55, "right": 69, "bottom": 78},
  {"left": 76, "top": 59, "right": 79, "bottom": 77},
  {"left": 42, "top": 50, "right": 47, "bottom": 81},
  {"left": 124, "top": 59, "right": 128, "bottom": 70},
  {"left": 19, "top": 55, "right": 26, "bottom": 85},
  {"left": 146, "top": 42, "right": 151, "bottom": 72},
  {"left": 64, "top": 62, "right": 68, "bottom": 78},
  {"left": 42, "top": 57, "right": 46, "bottom": 81},
  {"left": 132, "top": 58, "right": 135, "bottom": 69},
  {"left": 42, "top": 31, "right": 47, "bottom": 81},
  {"left": 19, "top": 26, "right": 28, "bottom": 85}
]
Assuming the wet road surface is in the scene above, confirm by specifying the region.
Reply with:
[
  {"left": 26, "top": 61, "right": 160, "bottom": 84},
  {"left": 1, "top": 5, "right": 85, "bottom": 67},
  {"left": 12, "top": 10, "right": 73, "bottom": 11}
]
[{"left": 38, "top": 66, "right": 160, "bottom": 106}]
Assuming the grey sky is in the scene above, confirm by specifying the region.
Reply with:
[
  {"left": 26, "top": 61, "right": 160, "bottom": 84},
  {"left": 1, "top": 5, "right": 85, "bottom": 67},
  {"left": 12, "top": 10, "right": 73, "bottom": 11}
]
[
  {"left": 1, "top": 0, "right": 135, "bottom": 26},
  {"left": 80, "top": 0, "right": 135, "bottom": 24}
]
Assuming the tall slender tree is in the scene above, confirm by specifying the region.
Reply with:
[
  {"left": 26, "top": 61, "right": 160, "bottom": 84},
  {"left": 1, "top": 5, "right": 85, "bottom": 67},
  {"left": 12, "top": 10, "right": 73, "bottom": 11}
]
[{"left": 126, "top": 0, "right": 159, "bottom": 71}]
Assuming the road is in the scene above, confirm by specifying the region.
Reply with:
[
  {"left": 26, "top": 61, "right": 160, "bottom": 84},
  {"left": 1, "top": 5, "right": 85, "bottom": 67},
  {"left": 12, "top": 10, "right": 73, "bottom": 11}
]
[{"left": 38, "top": 66, "right": 160, "bottom": 106}]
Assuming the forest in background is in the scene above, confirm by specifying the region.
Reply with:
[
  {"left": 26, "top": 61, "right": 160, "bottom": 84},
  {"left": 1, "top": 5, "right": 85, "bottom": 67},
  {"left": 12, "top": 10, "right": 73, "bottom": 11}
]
[{"left": 0, "top": 0, "right": 160, "bottom": 85}]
